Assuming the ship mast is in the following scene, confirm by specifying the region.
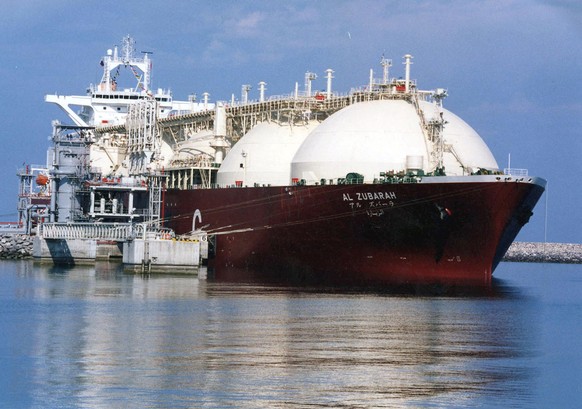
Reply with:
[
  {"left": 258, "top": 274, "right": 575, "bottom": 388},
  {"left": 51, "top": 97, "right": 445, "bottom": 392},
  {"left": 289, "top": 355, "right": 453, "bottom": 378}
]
[
  {"left": 305, "top": 72, "right": 317, "bottom": 97},
  {"left": 99, "top": 35, "right": 151, "bottom": 94}
]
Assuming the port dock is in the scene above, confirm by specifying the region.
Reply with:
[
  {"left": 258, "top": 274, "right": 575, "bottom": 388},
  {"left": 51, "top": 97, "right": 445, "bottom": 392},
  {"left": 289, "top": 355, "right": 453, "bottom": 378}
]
[{"left": 32, "top": 222, "right": 205, "bottom": 273}]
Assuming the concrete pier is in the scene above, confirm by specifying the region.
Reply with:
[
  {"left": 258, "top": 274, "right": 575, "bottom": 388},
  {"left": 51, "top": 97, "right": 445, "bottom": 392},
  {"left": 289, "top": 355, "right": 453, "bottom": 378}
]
[
  {"left": 31, "top": 234, "right": 201, "bottom": 273},
  {"left": 30, "top": 222, "right": 203, "bottom": 273},
  {"left": 122, "top": 238, "right": 201, "bottom": 273},
  {"left": 32, "top": 237, "right": 120, "bottom": 264}
]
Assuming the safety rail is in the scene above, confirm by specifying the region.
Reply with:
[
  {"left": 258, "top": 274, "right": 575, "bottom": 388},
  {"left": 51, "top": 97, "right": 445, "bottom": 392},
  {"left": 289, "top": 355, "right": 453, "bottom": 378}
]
[
  {"left": 111, "top": 87, "right": 438, "bottom": 133},
  {"left": 504, "top": 168, "right": 529, "bottom": 177},
  {"left": 37, "top": 222, "right": 173, "bottom": 241}
]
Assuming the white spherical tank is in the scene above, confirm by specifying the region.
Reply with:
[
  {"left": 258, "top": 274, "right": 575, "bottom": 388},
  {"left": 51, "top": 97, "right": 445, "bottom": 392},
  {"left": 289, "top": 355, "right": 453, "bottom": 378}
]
[
  {"left": 292, "top": 100, "right": 428, "bottom": 183},
  {"left": 217, "top": 121, "right": 319, "bottom": 186},
  {"left": 159, "top": 139, "right": 175, "bottom": 167},
  {"left": 168, "top": 129, "right": 217, "bottom": 166},
  {"left": 291, "top": 99, "right": 498, "bottom": 183}
]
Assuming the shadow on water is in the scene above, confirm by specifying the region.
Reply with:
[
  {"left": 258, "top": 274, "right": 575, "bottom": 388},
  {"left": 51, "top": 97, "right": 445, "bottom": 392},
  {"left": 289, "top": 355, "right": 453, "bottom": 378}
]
[
  {"left": 204, "top": 270, "right": 525, "bottom": 299},
  {"left": 47, "top": 261, "right": 124, "bottom": 275},
  {"left": 36, "top": 260, "right": 527, "bottom": 299},
  {"left": 14, "top": 258, "right": 527, "bottom": 301}
]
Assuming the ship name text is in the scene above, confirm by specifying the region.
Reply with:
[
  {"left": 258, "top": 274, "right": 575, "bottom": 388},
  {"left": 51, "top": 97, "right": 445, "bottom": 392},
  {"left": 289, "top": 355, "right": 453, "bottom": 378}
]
[{"left": 342, "top": 191, "right": 397, "bottom": 202}]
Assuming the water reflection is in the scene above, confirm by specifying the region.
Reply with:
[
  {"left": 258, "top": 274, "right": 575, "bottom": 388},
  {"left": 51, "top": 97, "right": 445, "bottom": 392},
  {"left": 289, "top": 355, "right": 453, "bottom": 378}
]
[{"left": 3, "top": 261, "right": 539, "bottom": 408}]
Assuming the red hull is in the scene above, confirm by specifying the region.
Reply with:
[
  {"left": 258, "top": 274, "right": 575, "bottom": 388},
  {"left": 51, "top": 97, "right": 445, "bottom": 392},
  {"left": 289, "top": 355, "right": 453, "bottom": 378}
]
[{"left": 164, "top": 178, "right": 545, "bottom": 287}]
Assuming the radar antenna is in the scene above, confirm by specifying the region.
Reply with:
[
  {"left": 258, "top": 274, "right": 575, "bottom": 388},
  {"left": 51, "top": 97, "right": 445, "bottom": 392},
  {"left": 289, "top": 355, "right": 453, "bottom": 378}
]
[{"left": 121, "top": 35, "right": 136, "bottom": 64}]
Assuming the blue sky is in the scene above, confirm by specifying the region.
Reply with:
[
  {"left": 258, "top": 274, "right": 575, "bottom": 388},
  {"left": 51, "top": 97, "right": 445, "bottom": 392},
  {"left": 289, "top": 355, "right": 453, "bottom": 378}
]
[{"left": 0, "top": 0, "right": 580, "bottom": 243}]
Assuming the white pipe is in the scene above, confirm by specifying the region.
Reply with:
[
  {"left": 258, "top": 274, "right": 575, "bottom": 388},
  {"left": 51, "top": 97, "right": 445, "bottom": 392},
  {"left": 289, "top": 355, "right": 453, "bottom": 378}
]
[
  {"left": 404, "top": 54, "right": 413, "bottom": 93},
  {"left": 325, "top": 69, "right": 334, "bottom": 98},
  {"left": 214, "top": 103, "right": 226, "bottom": 136},
  {"left": 203, "top": 92, "right": 210, "bottom": 109},
  {"left": 258, "top": 81, "right": 266, "bottom": 102}
]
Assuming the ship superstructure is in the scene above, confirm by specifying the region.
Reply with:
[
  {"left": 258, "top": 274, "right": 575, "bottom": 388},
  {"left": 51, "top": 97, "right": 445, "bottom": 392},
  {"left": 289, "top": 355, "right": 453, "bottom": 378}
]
[
  {"left": 45, "top": 35, "right": 211, "bottom": 128},
  {"left": 32, "top": 37, "right": 545, "bottom": 286}
]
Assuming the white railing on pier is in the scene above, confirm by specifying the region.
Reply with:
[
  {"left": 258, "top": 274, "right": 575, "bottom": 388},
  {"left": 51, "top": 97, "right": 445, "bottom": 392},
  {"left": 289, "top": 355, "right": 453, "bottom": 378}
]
[
  {"left": 36, "top": 222, "right": 167, "bottom": 241},
  {"left": 38, "top": 222, "right": 136, "bottom": 241}
]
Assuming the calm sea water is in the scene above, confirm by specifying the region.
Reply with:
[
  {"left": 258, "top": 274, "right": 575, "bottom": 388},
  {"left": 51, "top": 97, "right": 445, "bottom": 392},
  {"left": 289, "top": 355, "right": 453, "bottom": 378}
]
[{"left": 0, "top": 260, "right": 580, "bottom": 408}]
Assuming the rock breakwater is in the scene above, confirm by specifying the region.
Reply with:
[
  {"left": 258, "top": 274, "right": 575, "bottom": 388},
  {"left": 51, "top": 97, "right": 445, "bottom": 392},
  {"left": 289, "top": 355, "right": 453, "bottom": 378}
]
[
  {"left": 503, "top": 241, "right": 582, "bottom": 264},
  {"left": 0, "top": 234, "right": 33, "bottom": 259}
]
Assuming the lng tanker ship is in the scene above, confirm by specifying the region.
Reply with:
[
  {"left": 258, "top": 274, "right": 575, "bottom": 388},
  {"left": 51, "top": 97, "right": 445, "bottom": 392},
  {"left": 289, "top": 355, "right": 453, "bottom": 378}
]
[{"left": 39, "top": 36, "right": 545, "bottom": 286}]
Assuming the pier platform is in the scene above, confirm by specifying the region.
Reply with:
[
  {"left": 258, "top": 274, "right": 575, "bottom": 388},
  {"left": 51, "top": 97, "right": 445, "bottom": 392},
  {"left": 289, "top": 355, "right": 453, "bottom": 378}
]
[
  {"left": 123, "top": 237, "right": 201, "bottom": 274},
  {"left": 31, "top": 222, "right": 204, "bottom": 273}
]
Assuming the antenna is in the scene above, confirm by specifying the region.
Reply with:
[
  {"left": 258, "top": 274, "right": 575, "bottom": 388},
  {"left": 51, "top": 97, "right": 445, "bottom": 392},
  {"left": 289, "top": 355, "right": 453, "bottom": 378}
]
[
  {"left": 241, "top": 85, "right": 251, "bottom": 103},
  {"left": 121, "top": 35, "right": 136, "bottom": 63},
  {"left": 305, "top": 72, "right": 317, "bottom": 97},
  {"left": 380, "top": 55, "right": 392, "bottom": 85}
]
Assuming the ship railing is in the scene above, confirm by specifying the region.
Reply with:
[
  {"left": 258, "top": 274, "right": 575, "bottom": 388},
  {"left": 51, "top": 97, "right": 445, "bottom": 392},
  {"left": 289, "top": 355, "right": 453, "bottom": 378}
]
[
  {"left": 226, "top": 91, "right": 351, "bottom": 107},
  {"left": 504, "top": 168, "right": 529, "bottom": 176},
  {"left": 37, "top": 222, "right": 176, "bottom": 241},
  {"left": 17, "top": 164, "right": 49, "bottom": 176},
  {"left": 113, "top": 87, "right": 439, "bottom": 134}
]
